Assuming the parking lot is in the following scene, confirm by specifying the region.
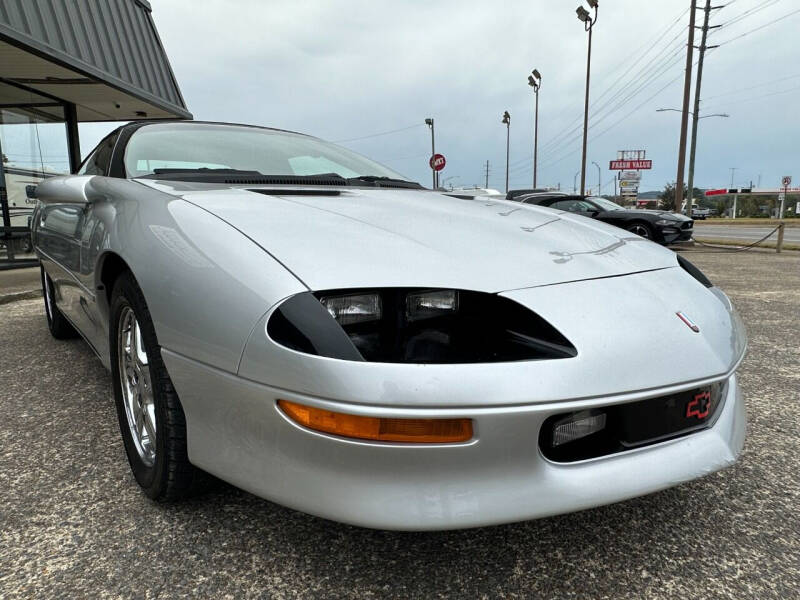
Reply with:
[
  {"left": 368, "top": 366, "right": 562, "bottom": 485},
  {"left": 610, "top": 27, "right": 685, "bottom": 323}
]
[{"left": 1, "top": 250, "right": 798, "bottom": 599}]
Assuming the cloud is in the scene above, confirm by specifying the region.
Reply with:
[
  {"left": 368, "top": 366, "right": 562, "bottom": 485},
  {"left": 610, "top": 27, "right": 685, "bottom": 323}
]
[{"left": 80, "top": 0, "right": 799, "bottom": 194}]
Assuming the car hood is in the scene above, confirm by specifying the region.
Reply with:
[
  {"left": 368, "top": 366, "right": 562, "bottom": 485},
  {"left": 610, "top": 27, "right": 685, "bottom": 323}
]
[{"left": 139, "top": 180, "right": 679, "bottom": 292}]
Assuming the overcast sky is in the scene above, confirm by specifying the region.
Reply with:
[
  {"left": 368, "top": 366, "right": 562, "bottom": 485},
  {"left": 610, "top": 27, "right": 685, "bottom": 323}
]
[{"left": 81, "top": 0, "right": 799, "bottom": 193}]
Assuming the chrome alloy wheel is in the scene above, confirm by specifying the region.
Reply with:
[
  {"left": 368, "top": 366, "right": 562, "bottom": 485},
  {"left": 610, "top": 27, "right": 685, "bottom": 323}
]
[
  {"left": 628, "top": 223, "right": 651, "bottom": 239},
  {"left": 43, "top": 274, "right": 54, "bottom": 321},
  {"left": 117, "top": 306, "right": 156, "bottom": 466}
]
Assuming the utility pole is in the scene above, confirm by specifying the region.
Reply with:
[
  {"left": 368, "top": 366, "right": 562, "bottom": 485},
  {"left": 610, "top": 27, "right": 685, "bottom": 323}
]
[
  {"left": 425, "top": 118, "right": 436, "bottom": 189},
  {"left": 484, "top": 160, "right": 490, "bottom": 188},
  {"left": 674, "top": 2, "right": 697, "bottom": 213},
  {"left": 687, "top": 0, "right": 722, "bottom": 208}
]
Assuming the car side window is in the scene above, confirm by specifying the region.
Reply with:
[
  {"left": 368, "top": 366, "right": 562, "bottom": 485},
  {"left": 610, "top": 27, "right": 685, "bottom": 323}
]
[
  {"left": 78, "top": 131, "right": 119, "bottom": 176},
  {"left": 550, "top": 200, "right": 579, "bottom": 212}
]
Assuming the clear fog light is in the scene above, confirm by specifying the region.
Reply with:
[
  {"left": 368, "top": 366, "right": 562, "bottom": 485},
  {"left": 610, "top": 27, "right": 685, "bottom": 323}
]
[
  {"left": 551, "top": 410, "right": 607, "bottom": 447},
  {"left": 406, "top": 289, "right": 459, "bottom": 321},
  {"left": 319, "top": 293, "right": 382, "bottom": 325}
]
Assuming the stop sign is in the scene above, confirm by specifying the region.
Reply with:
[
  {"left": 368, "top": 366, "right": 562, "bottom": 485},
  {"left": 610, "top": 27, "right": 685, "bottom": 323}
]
[{"left": 429, "top": 153, "right": 446, "bottom": 171}]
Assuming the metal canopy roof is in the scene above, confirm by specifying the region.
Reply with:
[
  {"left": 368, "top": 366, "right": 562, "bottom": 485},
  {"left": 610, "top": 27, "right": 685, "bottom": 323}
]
[{"left": 0, "top": 0, "right": 191, "bottom": 121}]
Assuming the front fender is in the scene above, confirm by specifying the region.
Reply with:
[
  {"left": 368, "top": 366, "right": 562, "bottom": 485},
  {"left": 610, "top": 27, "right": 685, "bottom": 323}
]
[{"left": 92, "top": 179, "right": 306, "bottom": 372}]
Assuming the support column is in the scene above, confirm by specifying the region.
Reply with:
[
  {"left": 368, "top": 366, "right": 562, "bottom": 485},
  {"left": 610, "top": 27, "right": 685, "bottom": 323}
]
[{"left": 64, "top": 103, "right": 81, "bottom": 174}]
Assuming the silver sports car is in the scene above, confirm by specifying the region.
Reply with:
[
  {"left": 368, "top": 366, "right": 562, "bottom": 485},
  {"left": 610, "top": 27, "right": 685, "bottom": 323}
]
[{"left": 32, "top": 120, "right": 747, "bottom": 530}]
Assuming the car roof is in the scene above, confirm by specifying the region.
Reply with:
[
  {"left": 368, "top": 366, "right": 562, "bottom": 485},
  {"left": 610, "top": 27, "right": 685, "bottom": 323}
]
[{"left": 121, "top": 119, "right": 314, "bottom": 139}]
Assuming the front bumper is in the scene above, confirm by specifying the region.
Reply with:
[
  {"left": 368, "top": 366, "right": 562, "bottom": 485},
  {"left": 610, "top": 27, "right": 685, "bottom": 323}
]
[
  {"left": 660, "top": 220, "right": 694, "bottom": 244},
  {"left": 163, "top": 350, "right": 746, "bottom": 531}
]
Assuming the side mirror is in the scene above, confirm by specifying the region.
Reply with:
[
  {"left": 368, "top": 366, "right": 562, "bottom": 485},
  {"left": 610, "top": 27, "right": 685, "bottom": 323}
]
[{"left": 35, "top": 175, "right": 101, "bottom": 205}]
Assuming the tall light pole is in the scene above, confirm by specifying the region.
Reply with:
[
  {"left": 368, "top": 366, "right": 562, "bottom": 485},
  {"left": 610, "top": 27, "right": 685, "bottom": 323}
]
[
  {"left": 591, "top": 161, "right": 601, "bottom": 196},
  {"left": 501, "top": 111, "right": 511, "bottom": 193},
  {"left": 527, "top": 69, "right": 542, "bottom": 188},
  {"left": 576, "top": 0, "right": 598, "bottom": 197},
  {"left": 425, "top": 118, "right": 436, "bottom": 189},
  {"left": 573, "top": 170, "right": 580, "bottom": 194},
  {"left": 674, "top": 1, "right": 697, "bottom": 213}
]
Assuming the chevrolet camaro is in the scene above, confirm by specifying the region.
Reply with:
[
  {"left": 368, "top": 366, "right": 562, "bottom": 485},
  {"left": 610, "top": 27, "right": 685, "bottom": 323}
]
[{"left": 31, "top": 120, "right": 746, "bottom": 530}]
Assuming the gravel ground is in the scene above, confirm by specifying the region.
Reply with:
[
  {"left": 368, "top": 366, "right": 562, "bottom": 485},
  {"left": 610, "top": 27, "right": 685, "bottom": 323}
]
[{"left": 1, "top": 250, "right": 798, "bottom": 599}]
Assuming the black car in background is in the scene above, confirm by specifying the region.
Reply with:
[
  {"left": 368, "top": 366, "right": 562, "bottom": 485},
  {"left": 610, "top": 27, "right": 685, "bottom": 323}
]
[{"left": 516, "top": 194, "right": 694, "bottom": 245}]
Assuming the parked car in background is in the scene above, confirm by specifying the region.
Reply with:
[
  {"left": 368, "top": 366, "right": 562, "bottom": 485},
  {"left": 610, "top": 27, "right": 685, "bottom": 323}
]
[
  {"left": 519, "top": 194, "right": 694, "bottom": 245},
  {"left": 685, "top": 203, "right": 711, "bottom": 219},
  {"left": 31, "top": 120, "right": 744, "bottom": 530}
]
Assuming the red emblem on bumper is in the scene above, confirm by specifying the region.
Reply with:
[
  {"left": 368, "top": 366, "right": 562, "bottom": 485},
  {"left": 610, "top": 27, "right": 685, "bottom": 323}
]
[{"left": 686, "top": 390, "right": 711, "bottom": 419}]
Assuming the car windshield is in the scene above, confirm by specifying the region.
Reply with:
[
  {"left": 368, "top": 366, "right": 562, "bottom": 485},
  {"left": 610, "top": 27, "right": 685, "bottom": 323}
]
[
  {"left": 589, "top": 196, "right": 624, "bottom": 211},
  {"left": 124, "top": 122, "right": 413, "bottom": 183}
]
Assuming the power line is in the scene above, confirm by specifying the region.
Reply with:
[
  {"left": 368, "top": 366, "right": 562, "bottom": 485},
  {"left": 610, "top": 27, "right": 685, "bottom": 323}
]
[
  {"left": 518, "top": 7, "right": 690, "bottom": 170},
  {"left": 715, "top": 0, "right": 785, "bottom": 29},
  {"left": 332, "top": 123, "right": 425, "bottom": 143},
  {"left": 701, "top": 72, "right": 800, "bottom": 101},
  {"left": 716, "top": 5, "right": 800, "bottom": 46},
  {"left": 704, "top": 83, "right": 800, "bottom": 111}
]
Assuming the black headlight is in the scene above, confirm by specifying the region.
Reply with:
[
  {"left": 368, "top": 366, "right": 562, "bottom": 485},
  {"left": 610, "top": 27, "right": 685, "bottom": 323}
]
[
  {"left": 676, "top": 255, "right": 713, "bottom": 288},
  {"left": 268, "top": 288, "right": 577, "bottom": 364}
]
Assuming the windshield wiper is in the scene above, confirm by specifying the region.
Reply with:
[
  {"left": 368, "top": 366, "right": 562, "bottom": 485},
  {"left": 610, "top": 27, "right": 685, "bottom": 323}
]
[{"left": 346, "top": 176, "right": 424, "bottom": 189}]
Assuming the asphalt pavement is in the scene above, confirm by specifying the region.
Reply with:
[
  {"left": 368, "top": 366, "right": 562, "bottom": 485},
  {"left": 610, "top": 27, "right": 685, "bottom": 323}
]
[
  {"left": 693, "top": 224, "right": 800, "bottom": 243},
  {"left": 1, "top": 250, "right": 798, "bottom": 599}
]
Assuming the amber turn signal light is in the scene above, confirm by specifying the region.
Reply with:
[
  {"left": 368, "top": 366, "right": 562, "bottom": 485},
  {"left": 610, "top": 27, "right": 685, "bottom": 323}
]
[{"left": 278, "top": 400, "right": 473, "bottom": 443}]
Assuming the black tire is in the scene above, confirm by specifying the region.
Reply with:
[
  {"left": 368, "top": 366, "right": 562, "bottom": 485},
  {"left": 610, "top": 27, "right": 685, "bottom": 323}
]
[
  {"left": 109, "top": 270, "right": 204, "bottom": 501},
  {"left": 626, "top": 221, "right": 654, "bottom": 240},
  {"left": 41, "top": 266, "right": 78, "bottom": 339}
]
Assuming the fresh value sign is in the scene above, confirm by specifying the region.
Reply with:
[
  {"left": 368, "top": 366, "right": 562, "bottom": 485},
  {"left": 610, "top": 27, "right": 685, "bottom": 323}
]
[{"left": 610, "top": 159, "right": 652, "bottom": 170}]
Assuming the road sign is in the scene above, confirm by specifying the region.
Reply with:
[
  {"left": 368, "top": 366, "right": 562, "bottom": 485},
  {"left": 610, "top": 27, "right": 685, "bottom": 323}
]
[
  {"left": 782, "top": 175, "right": 792, "bottom": 187},
  {"left": 610, "top": 159, "right": 652, "bottom": 170},
  {"left": 429, "top": 154, "right": 446, "bottom": 171},
  {"left": 778, "top": 192, "right": 786, "bottom": 203}
]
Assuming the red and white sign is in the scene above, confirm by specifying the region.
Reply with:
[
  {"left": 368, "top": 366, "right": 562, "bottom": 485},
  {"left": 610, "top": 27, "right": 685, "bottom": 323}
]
[
  {"left": 429, "top": 153, "right": 446, "bottom": 171},
  {"left": 610, "top": 159, "right": 652, "bottom": 170},
  {"left": 705, "top": 189, "right": 728, "bottom": 196}
]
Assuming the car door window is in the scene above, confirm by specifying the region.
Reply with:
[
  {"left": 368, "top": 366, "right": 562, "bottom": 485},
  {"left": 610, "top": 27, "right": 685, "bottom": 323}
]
[
  {"left": 550, "top": 200, "right": 580, "bottom": 212},
  {"left": 78, "top": 132, "right": 119, "bottom": 176}
]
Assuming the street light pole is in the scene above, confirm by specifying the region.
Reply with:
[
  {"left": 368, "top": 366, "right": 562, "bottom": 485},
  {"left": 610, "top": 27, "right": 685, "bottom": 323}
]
[
  {"left": 425, "top": 118, "right": 436, "bottom": 189},
  {"left": 528, "top": 69, "right": 542, "bottom": 188},
  {"left": 592, "top": 161, "right": 601, "bottom": 196},
  {"left": 573, "top": 170, "right": 580, "bottom": 194},
  {"left": 502, "top": 111, "right": 511, "bottom": 193},
  {"left": 674, "top": 1, "right": 697, "bottom": 213},
  {"left": 576, "top": 1, "right": 598, "bottom": 197}
]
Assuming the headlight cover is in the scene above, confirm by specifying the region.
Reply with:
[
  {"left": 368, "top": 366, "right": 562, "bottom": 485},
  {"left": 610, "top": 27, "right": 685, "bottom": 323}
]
[
  {"left": 268, "top": 288, "right": 577, "bottom": 364},
  {"left": 655, "top": 218, "right": 680, "bottom": 226},
  {"left": 677, "top": 254, "right": 713, "bottom": 288}
]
